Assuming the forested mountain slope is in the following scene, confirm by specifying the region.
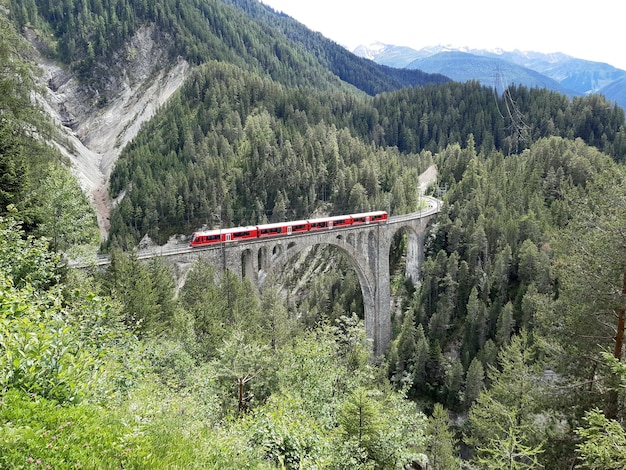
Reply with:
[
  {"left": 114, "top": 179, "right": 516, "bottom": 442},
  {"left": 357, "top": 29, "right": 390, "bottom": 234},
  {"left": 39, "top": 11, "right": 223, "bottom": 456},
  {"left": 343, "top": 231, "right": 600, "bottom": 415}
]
[
  {"left": 223, "top": 0, "right": 451, "bottom": 95},
  {"left": 107, "top": 70, "right": 626, "bottom": 247},
  {"left": 10, "top": 0, "right": 448, "bottom": 95},
  {"left": 8, "top": 0, "right": 450, "bottom": 237}
]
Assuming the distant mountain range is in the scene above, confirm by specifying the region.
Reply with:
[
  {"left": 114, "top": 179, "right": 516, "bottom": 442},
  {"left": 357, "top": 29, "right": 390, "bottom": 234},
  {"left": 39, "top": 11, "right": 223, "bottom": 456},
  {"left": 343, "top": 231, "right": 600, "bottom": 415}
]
[{"left": 353, "top": 43, "right": 626, "bottom": 110}]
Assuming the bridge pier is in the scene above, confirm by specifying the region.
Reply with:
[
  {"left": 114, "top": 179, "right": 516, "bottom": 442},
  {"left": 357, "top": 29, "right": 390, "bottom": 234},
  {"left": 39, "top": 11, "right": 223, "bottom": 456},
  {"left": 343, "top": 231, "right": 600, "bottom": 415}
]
[
  {"left": 134, "top": 198, "right": 440, "bottom": 356},
  {"left": 373, "top": 226, "right": 392, "bottom": 354}
]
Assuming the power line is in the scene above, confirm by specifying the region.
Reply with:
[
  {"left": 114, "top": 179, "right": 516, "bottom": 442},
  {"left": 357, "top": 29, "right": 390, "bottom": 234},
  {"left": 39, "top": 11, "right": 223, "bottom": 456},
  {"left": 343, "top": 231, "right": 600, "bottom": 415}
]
[{"left": 494, "top": 68, "right": 531, "bottom": 154}]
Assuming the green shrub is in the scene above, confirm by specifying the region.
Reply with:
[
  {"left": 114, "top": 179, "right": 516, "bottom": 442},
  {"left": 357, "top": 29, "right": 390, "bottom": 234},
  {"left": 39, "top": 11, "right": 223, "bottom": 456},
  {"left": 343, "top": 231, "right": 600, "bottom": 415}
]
[
  {"left": 0, "top": 390, "right": 136, "bottom": 469},
  {"left": 0, "top": 276, "right": 96, "bottom": 403}
]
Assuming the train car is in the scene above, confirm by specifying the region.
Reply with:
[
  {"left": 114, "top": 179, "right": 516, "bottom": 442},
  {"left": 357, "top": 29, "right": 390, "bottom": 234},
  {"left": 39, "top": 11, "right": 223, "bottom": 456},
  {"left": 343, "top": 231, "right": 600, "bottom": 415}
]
[
  {"left": 308, "top": 214, "right": 354, "bottom": 231},
  {"left": 351, "top": 211, "right": 388, "bottom": 225},
  {"left": 257, "top": 220, "right": 310, "bottom": 238},
  {"left": 189, "top": 229, "right": 222, "bottom": 247},
  {"left": 227, "top": 226, "right": 259, "bottom": 242},
  {"left": 190, "top": 210, "right": 388, "bottom": 247},
  {"left": 189, "top": 226, "right": 259, "bottom": 247}
]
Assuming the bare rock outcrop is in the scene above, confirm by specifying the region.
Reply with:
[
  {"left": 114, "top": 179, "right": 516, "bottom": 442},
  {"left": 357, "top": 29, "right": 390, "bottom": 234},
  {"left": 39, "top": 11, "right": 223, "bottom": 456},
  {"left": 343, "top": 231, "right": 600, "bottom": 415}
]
[{"left": 31, "top": 24, "right": 191, "bottom": 239}]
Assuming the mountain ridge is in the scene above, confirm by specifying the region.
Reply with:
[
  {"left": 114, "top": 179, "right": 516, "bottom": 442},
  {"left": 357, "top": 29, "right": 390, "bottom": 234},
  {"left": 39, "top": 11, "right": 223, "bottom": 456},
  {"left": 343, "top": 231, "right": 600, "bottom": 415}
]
[
  {"left": 406, "top": 51, "right": 578, "bottom": 97},
  {"left": 13, "top": 0, "right": 448, "bottom": 238},
  {"left": 355, "top": 42, "right": 626, "bottom": 110},
  {"left": 9, "top": 0, "right": 623, "bottom": 239}
]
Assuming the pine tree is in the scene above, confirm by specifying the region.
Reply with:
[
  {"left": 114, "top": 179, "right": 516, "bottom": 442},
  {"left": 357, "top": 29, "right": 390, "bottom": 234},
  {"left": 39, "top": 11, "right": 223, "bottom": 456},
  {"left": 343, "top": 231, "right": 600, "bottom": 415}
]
[
  {"left": 496, "top": 301, "right": 515, "bottom": 346},
  {"left": 576, "top": 408, "right": 626, "bottom": 469},
  {"left": 338, "top": 387, "right": 383, "bottom": 465},
  {"left": 427, "top": 403, "right": 462, "bottom": 470},
  {"left": 464, "top": 357, "right": 484, "bottom": 407},
  {"left": 395, "top": 312, "right": 417, "bottom": 379},
  {"left": 465, "top": 331, "right": 544, "bottom": 468}
]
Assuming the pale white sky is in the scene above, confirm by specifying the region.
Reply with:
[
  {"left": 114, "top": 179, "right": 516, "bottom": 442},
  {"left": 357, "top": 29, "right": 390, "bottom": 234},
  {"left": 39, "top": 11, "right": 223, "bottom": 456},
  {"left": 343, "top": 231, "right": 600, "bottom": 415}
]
[{"left": 260, "top": 0, "right": 626, "bottom": 70}]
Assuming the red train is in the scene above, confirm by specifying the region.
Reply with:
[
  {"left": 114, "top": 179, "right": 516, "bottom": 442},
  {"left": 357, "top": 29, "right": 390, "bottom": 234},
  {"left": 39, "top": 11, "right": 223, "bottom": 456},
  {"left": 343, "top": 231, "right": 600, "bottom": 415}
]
[{"left": 189, "top": 211, "right": 388, "bottom": 247}]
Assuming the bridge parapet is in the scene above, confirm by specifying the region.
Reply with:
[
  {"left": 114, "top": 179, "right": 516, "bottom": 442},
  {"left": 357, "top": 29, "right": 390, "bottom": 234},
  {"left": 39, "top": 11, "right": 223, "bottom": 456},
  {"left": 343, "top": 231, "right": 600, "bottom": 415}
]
[{"left": 75, "top": 197, "right": 442, "bottom": 355}]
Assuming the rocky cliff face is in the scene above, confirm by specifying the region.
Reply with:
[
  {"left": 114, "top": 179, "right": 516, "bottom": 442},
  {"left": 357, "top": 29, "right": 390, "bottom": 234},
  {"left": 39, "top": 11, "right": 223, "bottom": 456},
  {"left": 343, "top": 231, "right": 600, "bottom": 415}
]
[{"left": 31, "top": 24, "right": 191, "bottom": 239}]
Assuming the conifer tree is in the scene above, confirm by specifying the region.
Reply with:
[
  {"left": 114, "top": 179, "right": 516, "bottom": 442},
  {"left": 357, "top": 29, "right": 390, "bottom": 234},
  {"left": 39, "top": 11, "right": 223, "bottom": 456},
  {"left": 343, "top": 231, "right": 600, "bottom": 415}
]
[
  {"left": 427, "top": 403, "right": 462, "bottom": 470},
  {"left": 464, "top": 357, "right": 484, "bottom": 407},
  {"left": 466, "top": 331, "right": 544, "bottom": 468}
]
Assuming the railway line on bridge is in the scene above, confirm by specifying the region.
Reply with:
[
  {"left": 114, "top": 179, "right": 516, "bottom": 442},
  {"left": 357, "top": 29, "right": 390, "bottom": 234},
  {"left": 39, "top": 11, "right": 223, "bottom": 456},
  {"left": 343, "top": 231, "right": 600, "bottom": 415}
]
[
  {"left": 75, "top": 196, "right": 442, "bottom": 354},
  {"left": 85, "top": 196, "right": 441, "bottom": 264}
]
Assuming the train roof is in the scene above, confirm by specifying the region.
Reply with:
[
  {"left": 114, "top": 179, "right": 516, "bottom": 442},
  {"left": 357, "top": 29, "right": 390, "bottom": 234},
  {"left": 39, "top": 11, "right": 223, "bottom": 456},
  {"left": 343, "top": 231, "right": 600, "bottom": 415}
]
[
  {"left": 192, "top": 211, "right": 388, "bottom": 238},
  {"left": 308, "top": 214, "right": 354, "bottom": 222},
  {"left": 350, "top": 210, "right": 387, "bottom": 218},
  {"left": 257, "top": 220, "right": 310, "bottom": 230},
  {"left": 193, "top": 226, "right": 257, "bottom": 236}
]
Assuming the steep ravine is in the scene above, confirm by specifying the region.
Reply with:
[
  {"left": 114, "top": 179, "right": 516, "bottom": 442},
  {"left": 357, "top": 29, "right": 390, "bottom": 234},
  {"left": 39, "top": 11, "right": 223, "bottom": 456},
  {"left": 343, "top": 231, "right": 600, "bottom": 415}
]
[{"left": 32, "top": 25, "right": 191, "bottom": 240}]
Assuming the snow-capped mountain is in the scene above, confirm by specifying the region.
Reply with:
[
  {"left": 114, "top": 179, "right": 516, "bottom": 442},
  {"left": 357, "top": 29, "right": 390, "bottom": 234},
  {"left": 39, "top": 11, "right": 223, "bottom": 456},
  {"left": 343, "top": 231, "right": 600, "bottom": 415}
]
[
  {"left": 406, "top": 51, "right": 577, "bottom": 97},
  {"left": 354, "top": 43, "right": 626, "bottom": 109}
]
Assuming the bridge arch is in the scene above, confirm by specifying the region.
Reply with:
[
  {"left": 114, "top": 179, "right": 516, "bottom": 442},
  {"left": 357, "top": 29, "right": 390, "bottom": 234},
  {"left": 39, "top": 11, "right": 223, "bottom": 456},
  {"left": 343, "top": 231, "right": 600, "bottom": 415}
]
[
  {"left": 261, "top": 236, "right": 377, "bottom": 348},
  {"left": 387, "top": 222, "right": 426, "bottom": 284},
  {"left": 124, "top": 197, "right": 441, "bottom": 356}
]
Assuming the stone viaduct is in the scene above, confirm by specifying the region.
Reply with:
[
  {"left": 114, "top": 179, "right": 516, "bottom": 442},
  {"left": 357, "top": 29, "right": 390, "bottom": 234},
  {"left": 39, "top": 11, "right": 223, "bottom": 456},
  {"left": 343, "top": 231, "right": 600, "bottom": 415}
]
[{"left": 133, "top": 196, "right": 441, "bottom": 355}]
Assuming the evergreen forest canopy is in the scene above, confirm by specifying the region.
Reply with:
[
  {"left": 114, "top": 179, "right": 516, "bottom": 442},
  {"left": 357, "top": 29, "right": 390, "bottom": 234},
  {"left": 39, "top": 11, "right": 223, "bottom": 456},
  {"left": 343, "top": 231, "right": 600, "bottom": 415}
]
[
  {"left": 2, "top": 0, "right": 626, "bottom": 468},
  {"left": 108, "top": 69, "right": 626, "bottom": 247},
  {"left": 9, "top": 0, "right": 449, "bottom": 93}
]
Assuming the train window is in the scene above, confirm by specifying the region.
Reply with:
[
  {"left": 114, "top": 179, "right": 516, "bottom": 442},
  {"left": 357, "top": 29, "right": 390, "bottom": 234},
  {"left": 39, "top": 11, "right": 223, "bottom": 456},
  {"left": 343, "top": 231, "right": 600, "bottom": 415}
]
[{"left": 234, "top": 231, "right": 250, "bottom": 238}]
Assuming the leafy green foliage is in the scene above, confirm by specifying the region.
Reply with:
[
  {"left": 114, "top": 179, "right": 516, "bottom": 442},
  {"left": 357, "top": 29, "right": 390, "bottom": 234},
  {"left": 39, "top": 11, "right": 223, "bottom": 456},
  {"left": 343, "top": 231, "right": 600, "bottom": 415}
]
[
  {"left": 337, "top": 387, "right": 384, "bottom": 456},
  {"left": 0, "top": 121, "right": 28, "bottom": 214},
  {"left": 101, "top": 250, "right": 177, "bottom": 336},
  {"left": 0, "top": 276, "right": 95, "bottom": 403},
  {"left": 0, "top": 389, "right": 135, "bottom": 470},
  {"left": 0, "top": 215, "right": 133, "bottom": 405},
  {"left": 0, "top": 223, "right": 433, "bottom": 468},
  {"left": 179, "top": 260, "right": 262, "bottom": 357},
  {"left": 534, "top": 165, "right": 626, "bottom": 425},
  {"left": 0, "top": 216, "right": 60, "bottom": 290},
  {"left": 0, "top": 14, "right": 41, "bottom": 124},
  {"left": 427, "top": 403, "right": 462, "bottom": 470},
  {"left": 336, "top": 387, "right": 428, "bottom": 469},
  {"left": 274, "top": 327, "right": 344, "bottom": 427},
  {"left": 213, "top": 330, "right": 271, "bottom": 415},
  {"left": 35, "top": 163, "right": 100, "bottom": 252},
  {"left": 575, "top": 409, "right": 626, "bottom": 470},
  {"left": 244, "top": 393, "right": 326, "bottom": 469},
  {"left": 0, "top": 385, "right": 274, "bottom": 469}
]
